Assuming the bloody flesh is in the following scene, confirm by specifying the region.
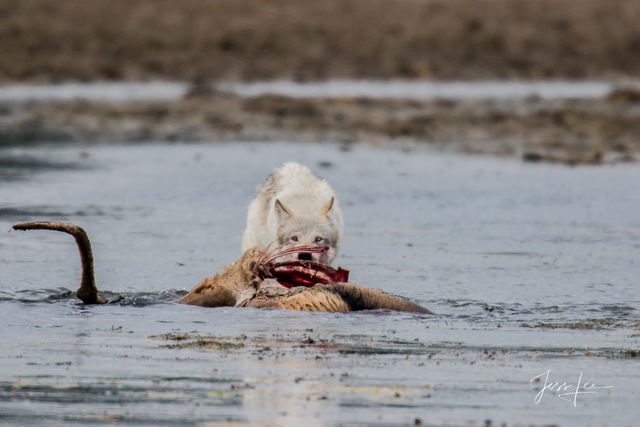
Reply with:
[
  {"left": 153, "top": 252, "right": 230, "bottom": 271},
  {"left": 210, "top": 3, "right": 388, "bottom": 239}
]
[{"left": 264, "top": 261, "right": 350, "bottom": 288}]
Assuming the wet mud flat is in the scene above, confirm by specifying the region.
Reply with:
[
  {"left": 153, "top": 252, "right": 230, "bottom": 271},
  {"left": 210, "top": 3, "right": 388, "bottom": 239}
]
[
  {"left": 2, "top": 84, "right": 640, "bottom": 165},
  {"left": 0, "top": 142, "right": 638, "bottom": 425}
]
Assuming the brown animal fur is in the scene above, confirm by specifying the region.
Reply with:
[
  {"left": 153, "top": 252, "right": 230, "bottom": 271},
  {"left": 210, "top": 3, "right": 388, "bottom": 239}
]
[
  {"left": 13, "top": 221, "right": 431, "bottom": 314},
  {"left": 177, "top": 247, "right": 430, "bottom": 313}
]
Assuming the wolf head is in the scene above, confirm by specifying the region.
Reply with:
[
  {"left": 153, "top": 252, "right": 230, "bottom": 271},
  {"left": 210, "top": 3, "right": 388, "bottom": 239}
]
[{"left": 274, "top": 197, "right": 340, "bottom": 264}]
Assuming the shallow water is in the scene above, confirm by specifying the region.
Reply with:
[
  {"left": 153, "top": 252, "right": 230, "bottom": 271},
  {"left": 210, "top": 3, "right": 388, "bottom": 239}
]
[
  {"left": 0, "top": 142, "right": 638, "bottom": 426},
  {"left": 217, "top": 80, "right": 640, "bottom": 100},
  {"left": 2, "top": 80, "right": 639, "bottom": 103},
  {"left": 0, "top": 82, "right": 188, "bottom": 103}
]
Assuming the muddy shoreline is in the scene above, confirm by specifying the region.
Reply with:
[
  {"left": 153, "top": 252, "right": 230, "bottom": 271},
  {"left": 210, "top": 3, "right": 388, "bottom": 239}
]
[
  {"left": 3, "top": 0, "right": 640, "bottom": 165},
  {"left": 1, "top": 0, "right": 640, "bottom": 83},
  {"left": 2, "top": 85, "right": 639, "bottom": 165}
]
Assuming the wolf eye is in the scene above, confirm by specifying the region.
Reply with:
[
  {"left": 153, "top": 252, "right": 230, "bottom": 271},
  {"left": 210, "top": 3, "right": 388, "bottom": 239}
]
[
  {"left": 291, "top": 236, "right": 298, "bottom": 242},
  {"left": 314, "top": 236, "right": 324, "bottom": 244}
]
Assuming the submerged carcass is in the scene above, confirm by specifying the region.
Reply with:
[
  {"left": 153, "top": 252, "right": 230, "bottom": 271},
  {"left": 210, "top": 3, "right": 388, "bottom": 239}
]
[{"left": 13, "top": 221, "right": 431, "bottom": 314}]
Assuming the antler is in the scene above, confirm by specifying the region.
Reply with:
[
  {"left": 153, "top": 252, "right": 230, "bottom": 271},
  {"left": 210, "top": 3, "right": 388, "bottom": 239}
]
[{"left": 13, "top": 221, "right": 105, "bottom": 304}]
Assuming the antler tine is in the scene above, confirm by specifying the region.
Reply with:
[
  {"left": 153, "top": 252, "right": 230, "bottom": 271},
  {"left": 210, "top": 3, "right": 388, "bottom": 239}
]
[{"left": 12, "top": 220, "right": 106, "bottom": 304}]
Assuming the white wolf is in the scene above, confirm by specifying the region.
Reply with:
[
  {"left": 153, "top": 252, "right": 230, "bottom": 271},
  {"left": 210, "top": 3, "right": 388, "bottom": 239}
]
[{"left": 241, "top": 162, "right": 343, "bottom": 264}]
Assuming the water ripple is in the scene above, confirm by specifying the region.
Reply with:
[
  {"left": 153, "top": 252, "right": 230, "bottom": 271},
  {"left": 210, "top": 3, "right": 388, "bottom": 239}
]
[{"left": 0, "top": 288, "right": 186, "bottom": 306}]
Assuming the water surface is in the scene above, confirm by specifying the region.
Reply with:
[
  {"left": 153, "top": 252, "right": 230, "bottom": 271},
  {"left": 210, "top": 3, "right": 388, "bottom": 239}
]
[
  {"left": 217, "top": 80, "right": 638, "bottom": 100},
  {"left": 2, "top": 80, "right": 639, "bottom": 103},
  {"left": 1, "top": 142, "right": 638, "bottom": 426},
  {"left": 0, "top": 82, "right": 187, "bottom": 103}
]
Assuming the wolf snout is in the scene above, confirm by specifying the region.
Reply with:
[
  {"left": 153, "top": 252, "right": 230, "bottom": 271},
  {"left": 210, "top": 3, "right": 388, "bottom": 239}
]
[
  {"left": 298, "top": 252, "right": 312, "bottom": 261},
  {"left": 298, "top": 244, "right": 329, "bottom": 261}
]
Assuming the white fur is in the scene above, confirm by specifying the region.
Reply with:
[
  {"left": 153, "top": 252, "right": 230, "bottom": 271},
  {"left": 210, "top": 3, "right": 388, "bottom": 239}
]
[{"left": 242, "top": 162, "right": 343, "bottom": 264}]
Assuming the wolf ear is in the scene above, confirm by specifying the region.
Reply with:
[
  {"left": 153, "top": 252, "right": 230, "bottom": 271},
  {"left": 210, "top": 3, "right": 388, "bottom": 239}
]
[
  {"left": 320, "top": 197, "right": 334, "bottom": 218},
  {"left": 275, "top": 199, "right": 293, "bottom": 218}
]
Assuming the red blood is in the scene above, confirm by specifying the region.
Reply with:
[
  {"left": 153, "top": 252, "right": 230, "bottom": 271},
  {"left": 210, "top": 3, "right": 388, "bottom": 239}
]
[{"left": 262, "top": 261, "right": 350, "bottom": 288}]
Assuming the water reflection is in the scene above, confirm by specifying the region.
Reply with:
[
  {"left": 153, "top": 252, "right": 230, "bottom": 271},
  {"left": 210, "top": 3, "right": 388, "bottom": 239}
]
[{"left": 0, "top": 153, "right": 83, "bottom": 182}]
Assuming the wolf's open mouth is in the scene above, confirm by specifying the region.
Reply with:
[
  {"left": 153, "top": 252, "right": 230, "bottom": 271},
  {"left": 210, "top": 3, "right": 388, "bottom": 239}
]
[{"left": 262, "top": 261, "right": 350, "bottom": 288}]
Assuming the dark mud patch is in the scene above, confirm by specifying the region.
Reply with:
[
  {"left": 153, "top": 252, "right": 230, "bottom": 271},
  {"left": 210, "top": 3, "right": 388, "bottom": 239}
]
[
  {"left": 3, "top": 89, "right": 639, "bottom": 164},
  {"left": 521, "top": 319, "right": 640, "bottom": 330},
  {"left": 149, "top": 333, "right": 245, "bottom": 350},
  {"left": 145, "top": 330, "right": 639, "bottom": 364},
  {"left": 334, "top": 339, "right": 632, "bottom": 361},
  {"left": 601, "top": 349, "right": 640, "bottom": 359},
  {"left": 606, "top": 86, "right": 640, "bottom": 103}
]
